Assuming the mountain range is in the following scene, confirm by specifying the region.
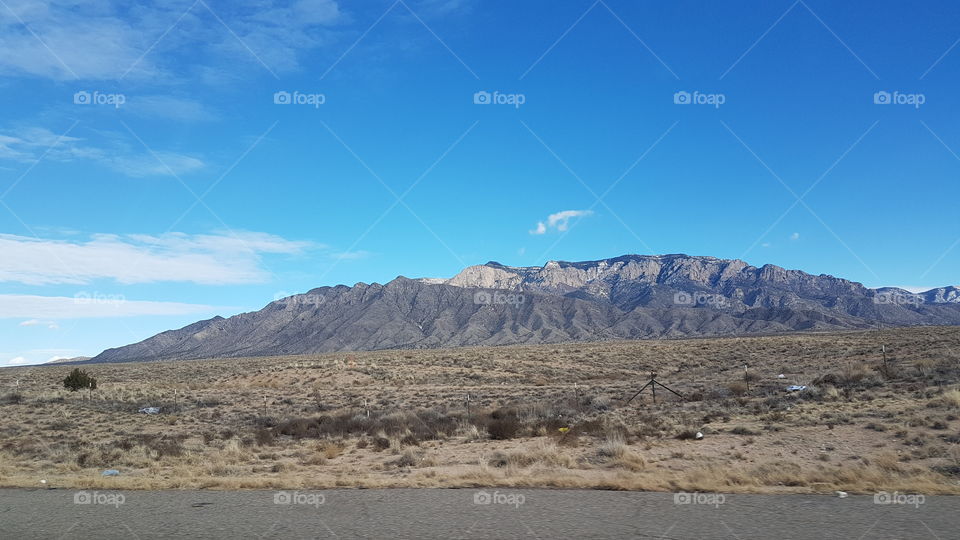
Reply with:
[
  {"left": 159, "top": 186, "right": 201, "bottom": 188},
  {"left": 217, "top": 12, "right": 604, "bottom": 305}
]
[{"left": 88, "top": 254, "right": 960, "bottom": 363}]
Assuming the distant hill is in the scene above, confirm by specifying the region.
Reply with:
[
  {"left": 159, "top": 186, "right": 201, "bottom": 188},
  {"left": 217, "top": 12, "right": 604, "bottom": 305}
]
[
  {"left": 45, "top": 356, "right": 92, "bottom": 364},
  {"left": 89, "top": 254, "right": 960, "bottom": 363}
]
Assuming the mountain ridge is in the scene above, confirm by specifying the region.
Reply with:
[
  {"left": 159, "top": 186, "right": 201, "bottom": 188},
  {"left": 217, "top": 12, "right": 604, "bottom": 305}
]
[{"left": 88, "top": 254, "right": 960, "bottom": 363}]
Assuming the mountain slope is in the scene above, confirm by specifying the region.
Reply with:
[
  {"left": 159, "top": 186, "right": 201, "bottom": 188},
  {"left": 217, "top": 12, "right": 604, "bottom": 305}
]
[{"left": 90, "top": 254, "right": 960, "bottom": 363}]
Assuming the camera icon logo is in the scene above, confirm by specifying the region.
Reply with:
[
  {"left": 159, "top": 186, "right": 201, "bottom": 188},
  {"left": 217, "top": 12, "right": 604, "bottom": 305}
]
[
  {"left": 473, "top": 291, "right": 492, "bottom": 305},
  {"left": 673, "top": 91, "right": 691, "bottom": 105},
  {"left": 873, "top": 91, "right": 891, "bottom": 105},
  {"left": 474, "top": 491, "right": 492, "bottom": 504},
  {"left": 274, "top": 491, "right": 292, "bottom": 505},
  {"left": 473, "top": 91, "right": 491, "bottom": 105},
  {"left": 673, "top": 291, "right": 694, "bottom": 306},
  {"left": 874, "top": 491, "right": 891, "bottom": 504},
  {"left": 73, "top": 91, "right": 91, "bottom": 105},
  {"left": 274, "top": 91, "right": 292, "bottom": 105},
  {"left": 74, "top": 491, "right": 92, "bottom": 504},
  {"left": 673, "top": 492, "right": 692, "bottom": 504}
]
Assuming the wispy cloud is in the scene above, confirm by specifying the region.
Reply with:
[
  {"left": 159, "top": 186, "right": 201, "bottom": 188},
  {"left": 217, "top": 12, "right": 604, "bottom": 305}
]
[
  {"left": 0, "top": 0, "right": 345, "bottom": 82},
  {"left": 0, "top": 231, "right": 312, "bottom": 285},
  {"left": 6, "top": 356, "right": 28, "bottom": 365},
  {"left": 18, "top": 319, "right": 58, "bottom": 329},
  {"left": 416, "top": 0, "right": 475, "bottom": 17},
  {"left": 0, "top": 126, "right": 81, "bottom": 161},
  {"left": 0, "top": 126, "right": 204, "bottom": 177},
  {"left": 530, "top": 209, "right": 594, "bottom": 235},
  {"left": 0, "top": 0, "right": 160, "bottom": 80}
]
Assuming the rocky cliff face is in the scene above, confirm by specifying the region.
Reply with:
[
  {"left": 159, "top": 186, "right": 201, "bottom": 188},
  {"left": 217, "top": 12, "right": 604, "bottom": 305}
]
[
  {"left": 439, "top": 255, "right": 875, "bottom": 312},
  {"left": 89, "top": 254, "right": 960, "bottom": 363}
]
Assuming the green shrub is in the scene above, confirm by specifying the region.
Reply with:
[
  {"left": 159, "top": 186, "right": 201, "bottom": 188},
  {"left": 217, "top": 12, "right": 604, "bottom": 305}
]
[{"left": 63, "top": 368, "right": 97, "bottom": 392}]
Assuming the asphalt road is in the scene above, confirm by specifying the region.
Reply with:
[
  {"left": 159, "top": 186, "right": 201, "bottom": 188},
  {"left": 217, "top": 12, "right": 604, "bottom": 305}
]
[{"left": 0, "top": 488, "right": 953, "bottom": 539}]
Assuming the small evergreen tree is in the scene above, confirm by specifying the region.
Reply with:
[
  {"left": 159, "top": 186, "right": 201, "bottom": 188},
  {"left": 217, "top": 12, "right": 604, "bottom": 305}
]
[{"left": 63, "top": 368, "right": 97, "bottom": 392}]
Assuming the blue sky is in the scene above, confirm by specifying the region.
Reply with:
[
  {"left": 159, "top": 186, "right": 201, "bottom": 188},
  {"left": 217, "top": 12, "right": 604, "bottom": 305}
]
[{"left": 1, "top": 0, "right": 959, "bottom": 365}]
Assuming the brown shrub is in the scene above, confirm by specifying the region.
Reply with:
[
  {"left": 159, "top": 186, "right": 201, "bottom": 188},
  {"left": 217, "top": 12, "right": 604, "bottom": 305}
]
[
  {"left": 487, "top": 417, "right": 521, "bottom": 440},
  {"left": 254, "top": 429, "right": 274, "bottom": 446},
  {"left": 728, "top": 382, "right": 749, "bottom": 396},
  {"left": 391, "top": 449, "right": 421, "bottom": 468},
  {"left": 372, "top": 437, "right": 390, "bottom": 451},
  {"left": 320, "top": 441, "right": 344, "bottom": 459}
]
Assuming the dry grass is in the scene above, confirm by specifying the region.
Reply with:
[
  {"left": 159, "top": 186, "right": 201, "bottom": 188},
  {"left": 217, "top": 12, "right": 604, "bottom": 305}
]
[
  {"left": 1, "top": 326, "right": 959, "bottom": 493},
  {"left": 940, "top": 389, "right": 960, "bottom": 408}
]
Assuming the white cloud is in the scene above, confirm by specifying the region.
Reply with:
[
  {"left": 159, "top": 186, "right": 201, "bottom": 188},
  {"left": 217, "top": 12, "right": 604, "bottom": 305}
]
[
  {"left": 417, "top": 0, "right": 475, "bottom": 16},
  {"left": 0, "top": 1, "right": 162, "bottom": 80},
  {"left": 18, "top": 319, "right": 58, "bottom": 329},
  {"left": 0, "top": 126, "right": 204, "bottom": 177},
  {"left": 0, "top": 294, "right": 223, "bottom": 319},
  {"left": 0, "top": 231, "right": 311, "bottom": 285},
  {"left": 530, "top": 210, "right": 593, "bottom": 235},
  {"left": 0, "top": 127, "right": 82, "bottom": 161},
  {"left": 0, "top": 0, "right": 345, "bottom": 82},
  {"left": 7, "top": 357, "right": 28, "bottom": 365}
]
